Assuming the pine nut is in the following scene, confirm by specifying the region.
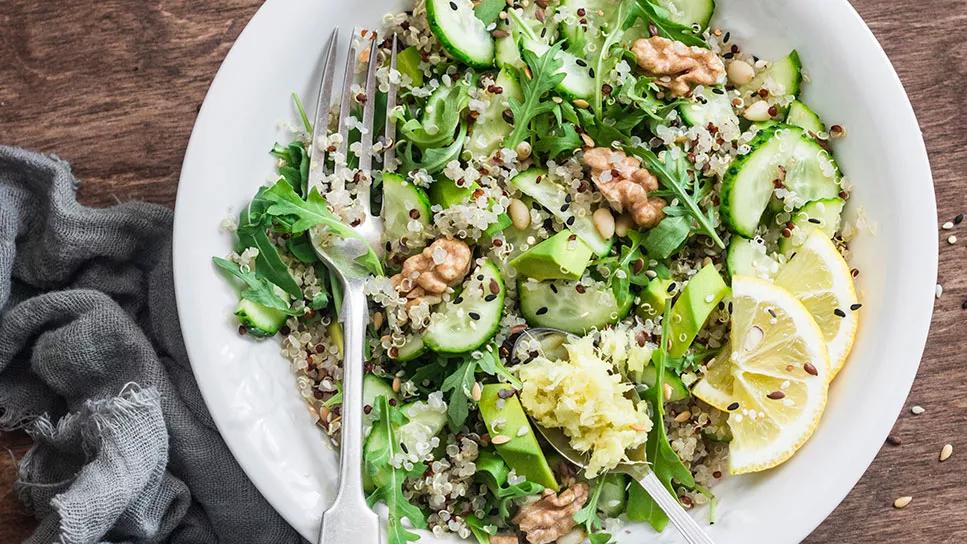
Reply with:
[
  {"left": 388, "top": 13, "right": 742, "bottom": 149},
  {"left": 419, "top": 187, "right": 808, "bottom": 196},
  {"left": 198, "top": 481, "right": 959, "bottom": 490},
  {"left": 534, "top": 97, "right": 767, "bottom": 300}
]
[
  {"left": 940, "top": 443, "right": 953, "bottom": 462},
  {"left": 614, "top": 213, "right": 633, "bottom": 237},
  {"left": 893, "top": 496, "right": 913, "bottom": 509},
  {"left": 392, "top": 376, "right": 402, "bottom": 393},
  {"left": 727, "top": 59, "right": 756, "bottom": 86},
  {"left": 508, "top": 198, "right": 530, "bottom": 230},
  {"left": 592, "top": 207, "right": 616, "bottom": 238},
  {"left": 515, "top": 141, "right": 532, "bottom": 161},
  {"left": 743, "top": 100, "right": 772, "bottom": 121}
]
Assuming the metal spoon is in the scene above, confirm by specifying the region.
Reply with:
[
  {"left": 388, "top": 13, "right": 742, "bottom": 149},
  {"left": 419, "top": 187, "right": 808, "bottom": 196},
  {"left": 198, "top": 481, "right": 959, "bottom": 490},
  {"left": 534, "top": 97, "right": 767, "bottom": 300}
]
[{"left": 511, "top": 328, "right": 716, "bottom": 544}]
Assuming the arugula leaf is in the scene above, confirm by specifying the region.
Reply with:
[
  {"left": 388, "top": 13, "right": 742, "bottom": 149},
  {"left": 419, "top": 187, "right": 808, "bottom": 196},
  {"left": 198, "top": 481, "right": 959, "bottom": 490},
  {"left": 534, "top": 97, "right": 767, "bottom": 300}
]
[
  {"left": 533, "top": 122, "right": 583, "bottom": 159},
  {"left": 503, "top": 43, "right": 566, "bottom": 149},
  {"left": 592, "top": 0, "right": 636, "bottom": 117},
  {"left": 399, "top": 122, "right": 468, "bottom": 175},
  {"left": 212, "top": 257, "right": 300, "bottom": 315},
  {"left": 286, "top": 233, "right": 318, "bottom": 264},
  {"left": 626, "top": 304, "right": 696, "bottom": 530},
  {"left": 259, "top": 180, "right": 383, "bottom": 275},
  {"left": 465, "top": 514, "right": 497, "bottom": 544},
  {"left": 396, "top": 46, "right": 424, "bottom": 87},
  {"left": 474, "top": 0, "right": 505, "bottom": 26},
  {"left": 475, "top": 450, "right": 544, "bottom": 518},
  {"left": 624, "top": 145, "right": 725, "bottom": 249},
  {"left": 235, "top": 226, "right": 303, "bottom": 299},
  {"left": 642, "top": 215, "right": 691, "bottom": 259},
  {"left": 365, "top": 396, "right": 428, "bottom": 544},
  {"left": 573, "top": 477, "right": 614, "bottom": 543},
  {"left": 441, "top": 358, "right": 477, "bottom": 432},
  {"left": 271, "top": 141, "right": 310, "bottom": 197},
  {"left": 475, "top": 348, "right": 522, "bottom": 389},
  {"left": 290, "top": 92, "right": 313, "bottom": 136},
  {"left": 630, "top": 0, "right": 707, "bottom": 48}
]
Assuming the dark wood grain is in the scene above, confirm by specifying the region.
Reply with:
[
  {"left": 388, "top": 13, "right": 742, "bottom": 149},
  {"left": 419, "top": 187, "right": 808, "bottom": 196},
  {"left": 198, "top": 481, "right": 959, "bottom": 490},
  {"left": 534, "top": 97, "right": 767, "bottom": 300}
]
[{"left": 1, "top": 0, "right": 964, "bottom": 542}]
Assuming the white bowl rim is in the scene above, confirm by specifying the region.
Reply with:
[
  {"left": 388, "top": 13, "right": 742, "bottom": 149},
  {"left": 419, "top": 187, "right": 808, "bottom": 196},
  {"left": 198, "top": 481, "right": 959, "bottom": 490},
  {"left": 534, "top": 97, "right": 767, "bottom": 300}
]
[{"left": 172, "top": 0, "right": 938, "bottom": 542}]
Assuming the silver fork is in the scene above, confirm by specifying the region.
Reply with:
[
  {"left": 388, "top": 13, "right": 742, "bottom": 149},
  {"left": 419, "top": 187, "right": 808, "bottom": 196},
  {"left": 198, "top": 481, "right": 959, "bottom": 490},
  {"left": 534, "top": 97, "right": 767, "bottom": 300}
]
[{"left": 307, "top": 28, "right": 398, "bottom": 544}]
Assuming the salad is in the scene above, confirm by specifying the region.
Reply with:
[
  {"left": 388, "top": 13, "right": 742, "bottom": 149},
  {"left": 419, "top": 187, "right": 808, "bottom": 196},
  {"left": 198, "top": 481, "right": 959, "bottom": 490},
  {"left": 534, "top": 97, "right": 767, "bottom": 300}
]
[{"left": 213, "top": 0, "right": 862, "bottom": 542}]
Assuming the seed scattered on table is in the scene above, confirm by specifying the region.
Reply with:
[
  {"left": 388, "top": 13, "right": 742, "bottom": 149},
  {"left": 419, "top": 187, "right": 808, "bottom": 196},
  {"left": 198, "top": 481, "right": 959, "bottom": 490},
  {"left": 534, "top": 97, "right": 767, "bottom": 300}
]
[
  {"left": 886, "top": 435, "right": 902, "bottom": 446},
  {"left": 911, "top": 405, "right": 925, "bottom": 415},
  {"left": 943, "top": 221, "right": 954, "bottom": 230},
  {"left": 936, "top": 284, "right": 944, "bottom": 299},
  {"left": 948, "top": 235, "right": 958, "bottom": 245},
  {"left": 893, "top": 496, "right": 913, "bottom": 509},
  {"left": 939, "top": 443, "right": 953, "bottom": 462}
]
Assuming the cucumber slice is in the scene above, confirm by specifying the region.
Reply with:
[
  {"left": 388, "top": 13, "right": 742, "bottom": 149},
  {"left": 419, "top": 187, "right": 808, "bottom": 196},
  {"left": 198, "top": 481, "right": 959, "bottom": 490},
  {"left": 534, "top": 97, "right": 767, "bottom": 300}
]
[
  {"left": 517, "top": 278, "right": 632, "bottom": 334},
  {"left": 740, "top": 50, "right": 802, "bottom": 99},
  {"left": 510, "top": 168, "right": 614, "bottom": 256},
  {"left": 679, "top": 87, "right": 739, "bottom": 129},
  {"left": 720, "top": 125, "right": 841, "bottom": 237},
  {"left": 382, "top": 173, "right": 432, "bottom": 252},
  {"left": 391, "top": 334, "right": 427, "bottom": 362},
  {"left": 467, "top": 68, "right": 523, "bottom": 159},
  {"left": 638, "top": 366, "right": 690, "bottom": 401},
  {"left": 779, "top": 197, "right": 845, "bottom": 257},
  {"left": 423, "top": 259, "right": 505, "bottom": 354},
  {"left": 785, "top": 100, "right": 826, "bottom": 135},
  {"left": 426, "top": 0, "right": 495, "bottom": 69},
  {"left": 521, "top": 38, "right": 596, "bottom": 100},
  {"left": 398, "top": 398, "right": 448, "bottom": 458},
  {"left": 495, "top": 30, "right": 523, "bottom": 69},
  {"left": 656, "top": 0, "right": 716, "bottom": 28},
  {"left": 235, "top": 299, "right": 287, "bottom": 337},
  {"left": 726, "top": 236, "right": 779, "bottom": 279},
  {"left": 363, "top": 375, "right": 398, "bottom": 437}
]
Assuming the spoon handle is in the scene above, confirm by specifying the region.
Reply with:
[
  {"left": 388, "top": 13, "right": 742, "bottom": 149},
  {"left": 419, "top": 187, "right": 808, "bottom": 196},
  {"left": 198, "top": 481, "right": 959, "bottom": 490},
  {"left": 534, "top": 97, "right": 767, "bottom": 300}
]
[{"left": 636, "top": 471, "right": 715, "bottom": 544}]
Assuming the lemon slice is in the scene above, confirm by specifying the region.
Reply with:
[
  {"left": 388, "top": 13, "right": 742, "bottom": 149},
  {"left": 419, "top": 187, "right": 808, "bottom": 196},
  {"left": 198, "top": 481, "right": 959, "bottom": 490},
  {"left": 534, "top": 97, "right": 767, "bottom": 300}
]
[
  {"left": 692, "top": 341, "right": 733, "bottom": 411},
  {"left": 725, "top": 276, "right": 830, "bottom": 474},
  {"left": 774, "top": 229, "right": 859, "bottom": 380}
]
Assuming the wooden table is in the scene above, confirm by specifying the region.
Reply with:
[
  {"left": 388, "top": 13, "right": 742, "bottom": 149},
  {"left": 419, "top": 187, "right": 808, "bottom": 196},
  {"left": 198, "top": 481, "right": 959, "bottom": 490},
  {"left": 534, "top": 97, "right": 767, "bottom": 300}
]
[{"left": 1, "top": 1, "right": 964, "bottom": 542}]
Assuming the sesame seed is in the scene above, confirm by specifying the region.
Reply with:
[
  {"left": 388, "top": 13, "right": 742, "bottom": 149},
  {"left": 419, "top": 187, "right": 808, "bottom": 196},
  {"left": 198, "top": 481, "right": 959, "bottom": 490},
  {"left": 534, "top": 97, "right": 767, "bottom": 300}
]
[
  {"left": 949, "top": 235, "right": 958, "bottom": 244},
  {"left": 468, "top": 311, "right": 481, "bottom": 321},
  {"left": 484, "top": 294, "right": 497, "bottom": 302},
  {"left": 940, "top": 443, "right": 953, "bottom": 462},
  {"left": 956, "top": 213, "right": 964, "bottom": 224},
  {"left": 893, "top": 496, "right": 913, "bottom": 509},
  {"left": 887, "top": 435, "right": 902, "bottom": 446},
  {"left": 727, "top": 401, "right": 740, "bottom": 411},
  {"left": 942, "top": 221, "right": 954, "bottom": 230},
  {"left": 516, "top": 426, "right": 529, "bottom": 437},
  {"left": 808, "top": 218, "right": 822, "bottom": 224},
  {"left": 536, "top": 307, "right": 548, "bottom": 315},
  {"left": 491, "top": 434, "right": 512, "bottom": 445},
  {"left": 850, "top": 303, "right": 862, "bottom": 311},
  {"left": 834, "top": 308, "right": 846, "bottom": 318},
  {"left": 911, "top": 405, "right": 925, "bottom": 415},
  {"left": 936, "top": 284, "right": 944, "bottom": 298},
  {"left": 449, "top": 1, "right": 458, "bottom": 9},
  {"left": 575, "top": 58, "right": 587, "bottom": 67}
]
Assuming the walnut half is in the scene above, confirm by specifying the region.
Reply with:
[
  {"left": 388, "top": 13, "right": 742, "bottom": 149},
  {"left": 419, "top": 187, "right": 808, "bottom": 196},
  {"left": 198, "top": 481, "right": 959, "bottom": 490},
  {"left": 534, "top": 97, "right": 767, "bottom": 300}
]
[
  {"left": 512, "top": 483, "right": 589, "bottom": 544},
  {"left": 583, "top": 147, "right": 666, "bottom": 228},
  {"left": 390, "top": 238, "right": 472, "bottom": 299},
  {"left": 632, "top": 36, "right": 726, "bottom": 97}
]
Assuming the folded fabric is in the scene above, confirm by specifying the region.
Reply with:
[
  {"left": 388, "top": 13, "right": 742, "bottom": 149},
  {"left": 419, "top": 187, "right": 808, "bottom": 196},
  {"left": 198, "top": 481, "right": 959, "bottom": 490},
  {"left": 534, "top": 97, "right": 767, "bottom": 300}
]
[{"left": 0, "top": 146, "right": 303, "bottom": 543}]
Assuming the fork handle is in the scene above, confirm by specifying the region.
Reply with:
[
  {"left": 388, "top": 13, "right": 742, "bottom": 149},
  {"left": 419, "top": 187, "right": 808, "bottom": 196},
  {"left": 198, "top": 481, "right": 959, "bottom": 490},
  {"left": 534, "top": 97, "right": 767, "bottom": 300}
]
[
  {"left": 636, "top": 471, "right": 715, "bottom": 544},
  {"left": 319, "top": 285, "right": 381, "bottom": 543}
]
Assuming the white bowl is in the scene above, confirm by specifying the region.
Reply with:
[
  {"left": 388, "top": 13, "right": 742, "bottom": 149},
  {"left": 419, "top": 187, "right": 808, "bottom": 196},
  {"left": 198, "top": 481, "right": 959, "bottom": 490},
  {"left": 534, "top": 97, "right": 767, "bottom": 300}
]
[{"left": 172, "top": 0, "right": 937, "bottom": 542}]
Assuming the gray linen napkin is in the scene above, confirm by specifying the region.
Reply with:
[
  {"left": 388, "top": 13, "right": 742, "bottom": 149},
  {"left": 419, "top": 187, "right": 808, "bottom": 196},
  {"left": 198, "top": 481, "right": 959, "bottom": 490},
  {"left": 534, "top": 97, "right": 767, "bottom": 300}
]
[{"left": 0, "top": 146, "right": 303, "bottom": 543}]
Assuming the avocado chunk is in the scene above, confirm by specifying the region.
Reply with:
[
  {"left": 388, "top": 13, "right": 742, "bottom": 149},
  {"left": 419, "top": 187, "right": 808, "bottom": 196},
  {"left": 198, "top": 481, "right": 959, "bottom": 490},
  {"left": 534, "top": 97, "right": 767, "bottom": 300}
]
[
  {"left": 428, "top": 177, "right": 478, "bottom": 208},
  {"left": 639, "top": 362, "right": 690, "bottom": 401},
  {"left": 668, "top": 264, "right": 730, "bottom": 357},
  {"left": 637, "top": 277, "right": 675, "bottom": 319},
  {"left": 479, "top": 384, "right": 559, "bottom": 491},
  {"left": 509, "top": 230, "right": 594, "bottom": 281}
]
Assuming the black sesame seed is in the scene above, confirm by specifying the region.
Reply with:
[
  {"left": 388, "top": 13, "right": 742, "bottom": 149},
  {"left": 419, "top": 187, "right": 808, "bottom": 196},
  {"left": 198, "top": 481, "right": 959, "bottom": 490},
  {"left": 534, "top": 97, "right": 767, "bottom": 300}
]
[
  {"left": 962, "top": 299, "right": 967, "bottom": 310},
  {"left": 667, "top": 282, "right": 677, "bottom": 293},
  {"left": 536, "top": 307, "right": 549, "bottom": 315},
  {"left": 956, "top": 213, "right": 965, "bottom": 225},
  {"left": 560, "top": 204, "right": 569, "bottom": 212},
  {"left": 564, "top": 194, "right": 572, "bottom": 203},
  {"left": 723, "top": 31, "right": 731, "bottom": 43},
  {"left": 540, "top": 27, "right": 547, "bottom": 38},
  {"left": 767, "top": 308, "right": 777, "bottom": 318},
  {"left": 477, "top": 274, "right": 484, "bottom": 281},
  {"left": 727, "top": 402, "right": 740, "bottom": 411},
  {"left": 565, "top": 216, "right": 575, "bottom": 226},
  {"left": 850, "top": 303, "right": 862, "bottom": 311},
  {"left": 588, "top": 68, "right": 595, "bottom": 78},
  {"left": 575, "top": 58, "right": 587, "bottom": 67},
  {"left": 550, "top": 284, "right": 558, "bottom": 294},
  {"left": 449, "top": 0, "right": 458, "bottom": 9},
  {"left": 400, "top": 441, "right": 409, "bottom": 453},
  {"left": 484, "top": 294, "right": 497, "bottom": 302},
  {"left": 807, "top": 218, "right": 821, "bottom": 224},
  {"left": 834, "top": 308, "right": 846, "bottom": 318},
  {"left": 712, "top": 87, "right": 724, "bottom": 95},
  {"left": 469, "top": 311, "right": 481, "bottom": 320},
  {"left": 723, "top": 52, "right": 734, "bottom": 59},
  {"left": 454, "top": 296, "right": 464, "bottom": 304}
]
